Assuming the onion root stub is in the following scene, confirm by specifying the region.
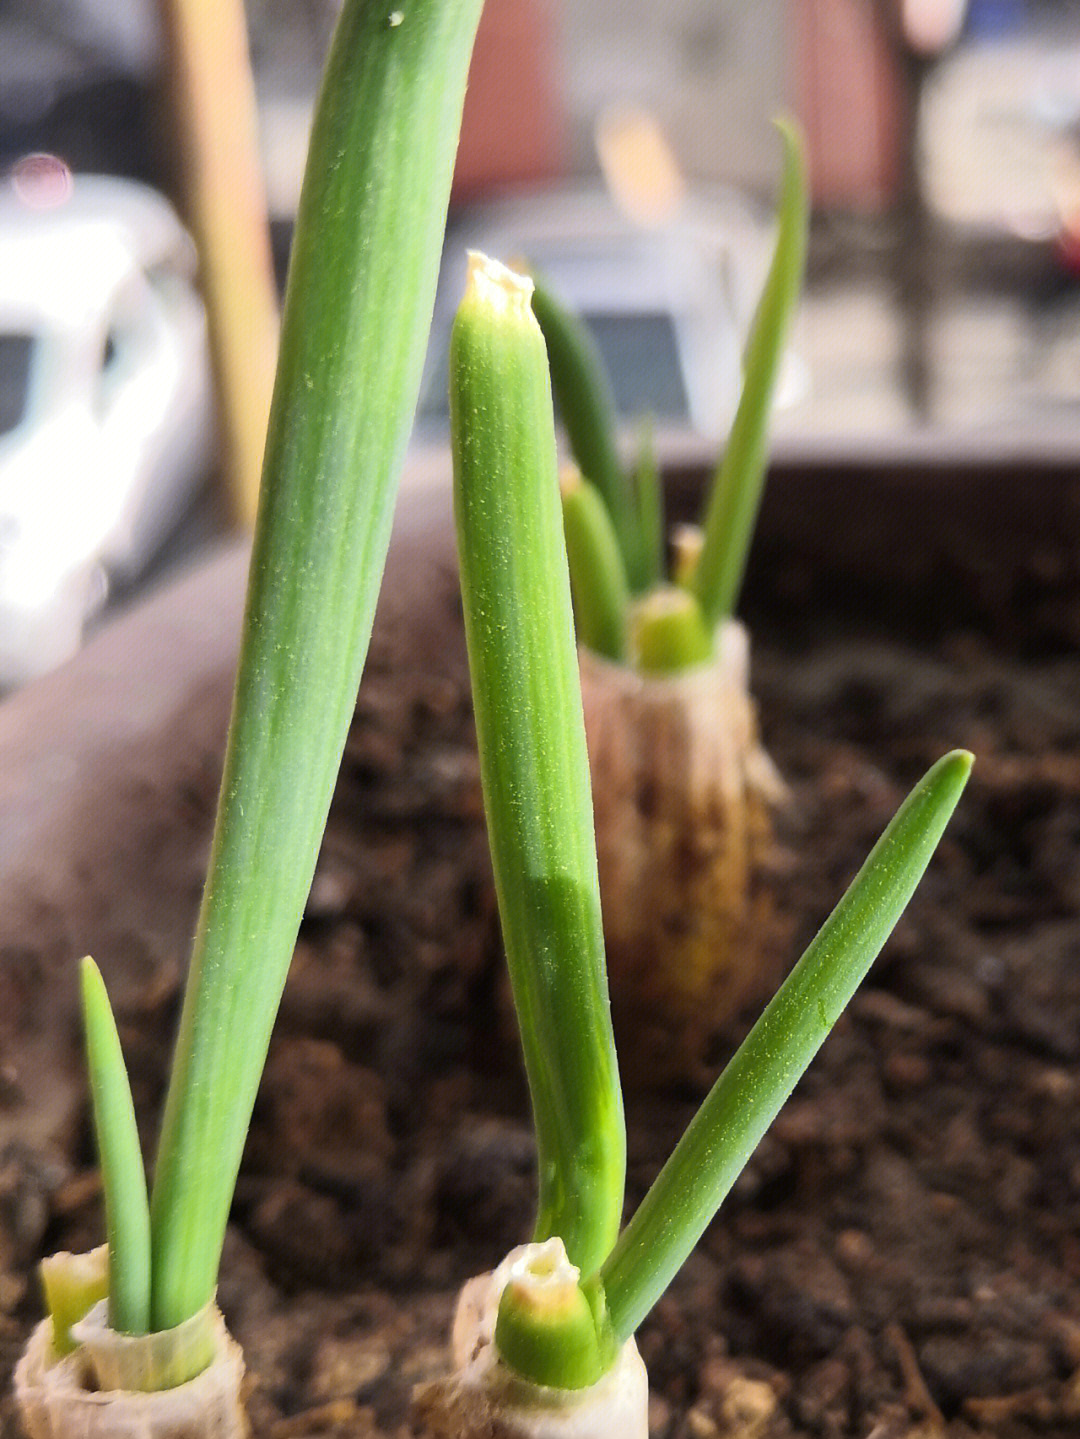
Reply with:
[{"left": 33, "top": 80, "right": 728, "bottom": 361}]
[
  {"left": 580, "top": 620, "right": 788, "bottom": 1086},
  {"left": 413, "top": 1244, "right": 648, "bottom": 1438},
  {"left": 14, "top": 1303, "right": 246, "bottom": 1439}
]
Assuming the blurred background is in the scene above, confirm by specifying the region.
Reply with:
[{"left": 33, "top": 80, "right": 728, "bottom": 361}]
[{"left": 1, "top": 0, "right": 1080, "bottom": 687}]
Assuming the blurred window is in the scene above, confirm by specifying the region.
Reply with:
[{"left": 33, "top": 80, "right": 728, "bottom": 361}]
[
  {"left": 586, "top": 312, "right": 688, "bottom": 420},
  {"left": 94, "top": 274, "right": 155, "bottom": 419},
  {"left": 95, "top": 323, "right": 128, "bottom": 418},
  {"left": 419, "top": 310, "right": 690, "bottom": 432},
  {"left": 0, "top": 333, "right": 33, "bottom": 436}
]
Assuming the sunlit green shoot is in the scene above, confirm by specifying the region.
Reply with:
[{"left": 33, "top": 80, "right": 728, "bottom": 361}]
[
  {"left": 448, "top": 253, "right": 972, "bottom": 1400},
  {"left": 40, "top": 1247, "right": 109, "bottom": 1358},
  {"left": 561, "top": 466, "right": 631, "bottom": 662},
  {"left": 80, "top": 958, "right": 151, "bottom": 1336},
  {"left": 451, "top": 254, "right": 625, "bottom": 1278}
]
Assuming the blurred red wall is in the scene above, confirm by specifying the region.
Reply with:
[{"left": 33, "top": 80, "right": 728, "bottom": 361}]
[
  {"left": 453, "top": 0, "right": 565, "bottom": 201},
  {"left": 791, "top": 0, "right": 905, "bottom": 210}
]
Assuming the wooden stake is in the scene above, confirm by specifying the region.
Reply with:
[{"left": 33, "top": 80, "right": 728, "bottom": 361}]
[{"left": 157, "top": 0, "right": 279, "bottom": 530}]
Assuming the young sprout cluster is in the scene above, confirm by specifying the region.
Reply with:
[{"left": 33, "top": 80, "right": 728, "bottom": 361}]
[
  {"left": 537, "top": 121, "right": 807, "bottom": 676},
  {"left": 449, "top": 251, "right": 971, "bottom": 1396},
  {"left": 34, "top": 21, "right": 970, "bottom": 1424},
  {"left": 48, "top": 0, "right": 485, "bottom": 1383}
]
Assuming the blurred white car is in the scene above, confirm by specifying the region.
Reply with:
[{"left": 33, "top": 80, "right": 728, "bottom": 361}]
[{"left": 0, "top": 162, "right": 214, "bottom": 688}]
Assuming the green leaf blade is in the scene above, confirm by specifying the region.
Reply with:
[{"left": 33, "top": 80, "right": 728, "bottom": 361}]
[
  {"left": 632, "top": 418, "right": 665, "bottom": 591},
  {"left": 149, "top": 0, "right": 484, "bottom": 1332},
  {"left": 451, "top": 254, "right": 625, "bottom": 1277},
  {"left": 530, "top": 274, "right": 647, "bottom": 592},
  {"left": 562, "top": 470, "right": 631, "bottom": 662},
  {"left": 601, "top": 750, "right": 973, "bottom": 1340},
  {"left": 693, "top": 118, "right": 808, "bottom": 625},
  {"left": 81, "top": 958, "right": 151, "bottom": 1336}
]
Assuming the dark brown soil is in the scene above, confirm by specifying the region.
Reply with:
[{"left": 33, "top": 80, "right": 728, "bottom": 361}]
[{"left": 3, "top": 468, "right": 1080, "bottom": 1438}]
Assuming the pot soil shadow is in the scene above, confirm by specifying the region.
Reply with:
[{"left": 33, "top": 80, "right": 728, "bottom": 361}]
[{"left": 2, "top": 463, "right": 1080, "bottom": 1438}]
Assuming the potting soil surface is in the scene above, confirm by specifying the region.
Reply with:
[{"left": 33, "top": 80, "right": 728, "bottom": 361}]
[{"left": 2, "top": 541, "right": 1079, "bottom": 1439}]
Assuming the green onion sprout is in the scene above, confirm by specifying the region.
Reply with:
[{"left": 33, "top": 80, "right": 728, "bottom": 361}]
[
  {"left": 80, "top": 958, "right": 151, "bottom": 1337},
  {"left": 58, "top": 0, "right": 484, "bottom": 1372},
  {"left": 450, "top": 250, "right": 972, "bottom": 1397},
  {"left": 532, "top": 120, "right": 808, "bottom": 673},
  {"left": 561, "top": 466, "right": 631, "bottom": 663},
  {"left": 451, "top": 255, "right": 625, "bottom": 1280}
]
